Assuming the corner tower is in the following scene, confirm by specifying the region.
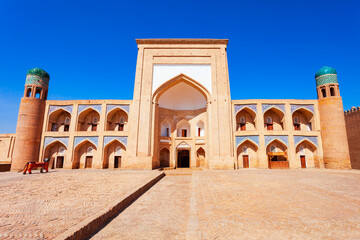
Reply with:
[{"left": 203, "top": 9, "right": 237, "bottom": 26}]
[
  {"left": 11, "top": 68, "right": 49, "bottom": 171},
  {"left": 316, "top": 66, "right": 351, "bottom": 169}
]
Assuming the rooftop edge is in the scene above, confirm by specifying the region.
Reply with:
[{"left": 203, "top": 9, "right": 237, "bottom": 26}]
[{"left": 136, "top": 39, "right": 229, "bottom": 45}]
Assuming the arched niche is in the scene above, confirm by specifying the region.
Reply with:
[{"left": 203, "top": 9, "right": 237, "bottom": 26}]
[
  {"left": 235, "top": 107, "right": 256, "bottom": 131},
  {"left": 159, "top": 148, "right": 170, "bottom": 168},
  {"left": 48, "top": 109, "right": 71, "bottom": 132},
  {"left": 196, "top": 147, "right": 205, "bottom": 167},
  {"left": 292, "top": 108, "right": 314, "bottom": 131},
  {"left": 263, "top": 107, "right": 285, "bottom": 131},
  {"left": 176, "top": 119, "right": 191, "bottom": 137},
  {"left": 73, "top": 140, "right": 97, "bottom": 169},
  {"left": 266, "top": 139, "right": 288, "bottom": 154},
  {"left": 160, "top": 120, "right": 172, "bottom": 137},
  {"left": 106, "top": 107, "right": 128, "bottom": 131},
  {"left": 44, "top": 141, "right": 67, "bottom": 169},
  {"left": 236, "top": 140, "right": 258, "bottom": 168},
  {"left": 196, "top": 120, "right": 205, "bottom": 137},
  {"left": 295, "top": 140, "right": 318, "bottom": 168},
  {"left": 103, "top": 139, "right": 126, "bottom": 169},
  {"left": 77, "top": 108, "right": 100, "bottom": 132}
]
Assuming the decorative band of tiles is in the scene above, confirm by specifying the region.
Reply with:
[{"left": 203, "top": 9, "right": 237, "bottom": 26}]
[
  {"left": 290, "top": 104, "right": 315, "bottom": 114},
  {"left": 48, "top": 105, "right": 73, "bottom": 115},
  {"left": 236, "top": 136, "right": 259, "bottom": 148},
  {"left": 265, "top": 135, "right": 288, "bottom": 147},
  {"left": 104, "top": 136, "right": 128, "bottom": 148},
  {"left": 106, "top": 104, "right": 130, "bottom": 114},
  {"left": 315, "top": 74, "right": 338, "bottom": 87},
  {"left": 262, "top": 104, "right": 285, "bottom": 114},
  {"left": 74, "top": 136, "right": 98, "bottom": 148},
  {"left": 25, "top": 74, "right": 49, "bottom": 88},
  {"left": 234, "top": 104, "right": 257, "bottom": 115},
  {"left": 77, "top": 105, "right": 102, "bottom": 115},
  {"left": 44, "top": 137, "right": 69, "bottom": 149},
  {"left": 294, "top": 136, "right": 318, "bottom": 147}
]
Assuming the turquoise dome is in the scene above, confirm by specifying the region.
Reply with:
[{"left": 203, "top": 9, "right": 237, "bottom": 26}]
[
  {"left": 26, "top": 68, "right": 50, "bottom": 79},
  {"left": 315, "top": 66, "right": 337, "bottom": 79}
]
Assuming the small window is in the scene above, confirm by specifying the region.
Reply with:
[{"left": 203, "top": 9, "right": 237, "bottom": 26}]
[
  {"left": 120, "top": 117, "right": 124, "bottom": 124},
  {"left": 182, "top": 129, "right": 187, "bottom": 137},
  {"left": 330, "top": 87, "right": 335, "bottom": 96},
  {"left": 240, "top": 117, "right": 245, "bottom": 124},
  {"left": 243, "top": 146, "right": 248, "bottom": 154},
  {"left": 65, "top": 117, "right": 71, "bottom": 125},
  {"left": 267, "top": 117, "right": 273, "bottom": 124},
  {"left": 59, "top": 147, "right": 65, "bottom": 155},
  {"left": 115, "top": 147, "right": 121, "bottom": 155},
  {"left": 321, "top": 88, "right": 326, "bottom": 98},
  {"left": 92, "top": 117, "right": 98, "bottom": 124},
  {"left": 294, "top": 117, "right": 299, "bottom": 124},
  {"left": 51, "top": 123, "right": 58, "bottom": 132},
  {"left": 26, "top": 88, "right": 32, "bottom": 97},
  {"left": 299, "top": 146, "right": 305, "bottom": 154},
  {"left": 35, "top": 88, "right": 42, "bottom": 99},
  {"left": 270, "top": 145, "right": 276, "bottom": 153},
  {"left": 166, "top": 128, "right": 170, "bottom": 137},
  {"left": 87, "top": 147, "right": 93, "bottom": 155}
]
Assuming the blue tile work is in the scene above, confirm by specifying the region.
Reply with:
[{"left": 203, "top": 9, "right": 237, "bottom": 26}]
[
  {"left": 48, "top": 105, "right": 73, "bottom": 115},
  {"left": 290, "top": 104, "right": 315, "bottom": 114},
  {"left": 262, "top": 104, "right": 285, "bottom": 114},
  {"left": 236, "top": 136, "right": 259, "bottom": 148},
  {"left": 316, "top": 74, "right": 338, "bottom": 87},
  {"left": 25, "top": 74, "right": 49, "bottom": 88},
  {"left": 234, "top": 104, "right": 257, "bottom": 115},
  {"left": 78, "top": 104, "right": 102, "bottom": 115},
  {"left": 294, "top": 136, "right": 318, "bottom": 147},
  {"left": 44, "top": 137, "right": 69, "bottom": 149},
  {"left": 74, "top": 136, "right": 98, "bottom": 148},
  {"left": 104, "top": 136, "right": 128, "bottom": 148},
  {"left": 106, "top": 104, "right": 130, "bottom": 114},
  {"left": 265, "top": 135, "right": 288, "bottom": 147}
]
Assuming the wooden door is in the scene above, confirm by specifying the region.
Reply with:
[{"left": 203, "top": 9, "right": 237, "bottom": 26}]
[
  {"left": 85, "top": 156, "right": 93, "bottom": 168},
  {"left": 198, "top": 128, "right": 201, "bottom": 137},
  {"left": 64, "top": 125, "right": 70, "bottom": 132},
  {"left": 56, "top": 156, "right": 64, "bottom": 168},
  {"left": 119, "top": 124, "right": 124, "bottom": 131},
  {"left": 267, "top": 123, "right": 273, "bottom": 130},
  {"left": 294, "top": 124, "right": 300, "bottom": 130},
  {"left": 91, "top": 124, "right": 97, "bottom": 131},
  {"left": 182, "top": 129, "right": 187, "bottom": 137},
  {"left": 240, "top": 123, "right": 246, "bottom": 131},
  {"left": 114, "top": 156, "right": 121, "bottom": 168},
  {"left": 300, "top": 155, "right": 306, "bottom": 168},
  {"left": 243, "top": 155, "right": 249, "bottom": 168}
]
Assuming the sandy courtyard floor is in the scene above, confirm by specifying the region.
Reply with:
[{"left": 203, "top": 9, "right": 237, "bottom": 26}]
[
  {"left": 92, "top": 169, "right": 360, "bottom": 240},
  {"left": 0, "top": 169, "right": 360, "bottom": 239}
]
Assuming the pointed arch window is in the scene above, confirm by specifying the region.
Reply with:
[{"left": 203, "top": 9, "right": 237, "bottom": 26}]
[
  {"left": 243, "top": 146, "right": 248, "bottom": 154},
  {"left": 293, "top": 116, "right": 300, "bottom": 130},
  {"left": 59, "top": 147, "right": 65, "bottom": 155},
  {"left": 87, "top": 147, "right": 93, "bottom": 155},
  {"left": 270, "top": 145, "right": 276, "bottom": 153},
  {"left": 64, "top": 117, "right": 71, "bottom": 131},
  {"left": 266, "top": 117, "right": 273, "bottom": 130},
  {"left": 240, "top": 117, "right": 246, "bottom": 131}
]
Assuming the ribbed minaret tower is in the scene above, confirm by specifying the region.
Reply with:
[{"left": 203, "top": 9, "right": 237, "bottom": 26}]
[
  {"left": 11, "top": 68, "right": 50, "bottom": 171},
  {"left": 316, "top": 66, "right": 351, "bottom": 169}
]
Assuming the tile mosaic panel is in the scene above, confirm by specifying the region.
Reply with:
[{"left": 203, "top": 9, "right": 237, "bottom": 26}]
[
  {"left": 106, "top": 104, "right": 130, "bottom": 114},
  {"left": 234, "top": 104, "right": 257, "bottom": 115},
  {"left": 104, "top": 136, "right": 128, "bottom": 147},
  {"left": 262, "top": 104, "right": 285, "bottom": 114},
  {"left": 316, "top": 74, "right": 338, "bottom": 87},
  {"left": 44, "top": 137, "right": 69, "bottom": 149},
  {"left": 290, "top": 104, "right": 315, "bottom": 114},
  {"left": 48, "top": 105, "right": 73, "bottom": 115},
  {"left": 265, "top": 135, "right": 288, "bottom": 147},
  {"left": 236, "top": 136, "right": 259, "bottom": 148},
  {"left": 74, "top": 136, "right": 98, "bottom": 148},
  {"left": 77, "top": 105, "right": 102, "bottom": 115},
  {"left": 294, "top": 136, "right": 318, "bottom": 147},
  {"left": 25, "top": 74, "right": 49, "bottom": 88}
]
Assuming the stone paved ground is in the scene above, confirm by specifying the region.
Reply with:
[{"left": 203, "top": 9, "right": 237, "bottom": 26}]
[
  {"left": 92, "top": 169, "right": 360, "bottom": 240},
  {"left": 0, "top": 169, "right": 159, "bottom": 240}
]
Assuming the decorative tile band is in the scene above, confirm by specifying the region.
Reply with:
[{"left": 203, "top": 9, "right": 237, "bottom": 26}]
[
  {"left": 234, "top": 104, "right": 257, "bottom": 115},
  {"left": 290, "top": 104, "right": 315, "bottom": 114},
  {"left": 74, "top": 136, "right": 98, "bottom": 148},
  {"left": 316, "top": 74, "right": 338, "bottom": 87},
  {"left": 49, "top": 105, "right": 73, "bottom": 115},
  {"left": 236, "top": 136, "right": 259, "bottom": 148},
  {"left": 294, "top": 136, "right": 318, "bottom": 147},
  {"left": 78, "top": 105, "right": 102, "bottom": 115},
  {"left": 44, "top": 137, "right": 69, "bottom": 149},
  {"left": 265, "top": 135, "right": 288, "bottom": 147},
  {"left": 106, "top": 104, "right": 130, "bottom": 114},
  {"left": 104, "top": 136, "right": 128, "bottom": 148},
  {"left": 262, "top": 104, "right": 285, "bottom": 114},
  {"left": 25, "top": 74, "right": 49, "bottom": 88}
]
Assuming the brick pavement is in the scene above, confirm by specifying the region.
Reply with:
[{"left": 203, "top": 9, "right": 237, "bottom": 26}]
[
  {"left": 0, "top": 169, "right": 160, "bottom": 240},
  {"left": 92, "top": 169, "right": 360, "bottom": 240}
]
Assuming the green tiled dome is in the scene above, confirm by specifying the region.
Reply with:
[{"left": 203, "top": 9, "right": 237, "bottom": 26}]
[
  {"left": 315, "top": 66, "right": 338, "bottom": 87},
  {"left": 26, "top": 68, "right": 50, "bottom": 79},
  {"left": 315, "top": 66, "right": 337, "bottom": 79}
]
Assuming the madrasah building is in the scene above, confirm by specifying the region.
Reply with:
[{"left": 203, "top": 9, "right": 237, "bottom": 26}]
[{"left": 0, "top": 39, "right": 353, "bottom": 171}]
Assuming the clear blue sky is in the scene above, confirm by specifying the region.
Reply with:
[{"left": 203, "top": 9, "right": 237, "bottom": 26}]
[{"left": 0, "top": 0, "right": 359, "bottom": 133}]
